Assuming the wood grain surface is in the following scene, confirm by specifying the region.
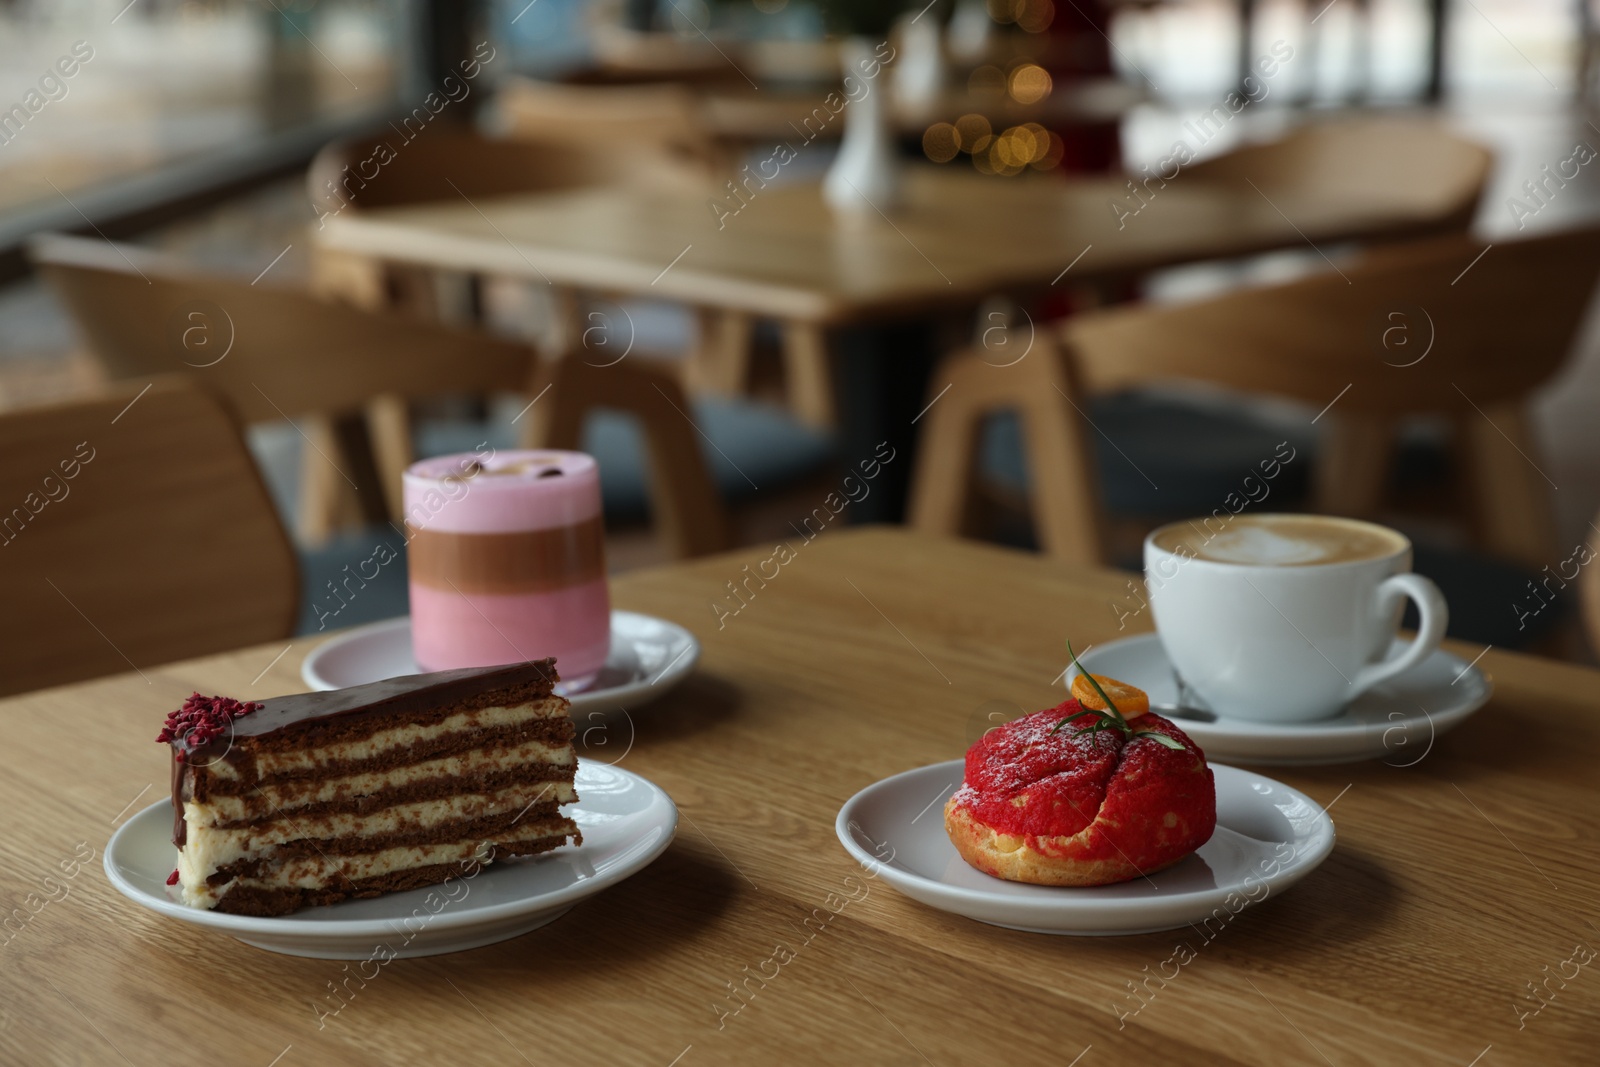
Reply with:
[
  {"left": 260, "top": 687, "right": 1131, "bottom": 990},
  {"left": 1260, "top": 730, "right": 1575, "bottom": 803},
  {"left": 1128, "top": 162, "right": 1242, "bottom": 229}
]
[{"left": 1, "top": 529, "right": 1595, "bottom": 1066}]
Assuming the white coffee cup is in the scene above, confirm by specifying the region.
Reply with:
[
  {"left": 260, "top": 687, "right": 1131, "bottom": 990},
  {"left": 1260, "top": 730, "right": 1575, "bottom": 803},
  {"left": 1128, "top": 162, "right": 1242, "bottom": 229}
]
[{"left": 1143, "top": 514, "right": 1448, "bottom": 723}]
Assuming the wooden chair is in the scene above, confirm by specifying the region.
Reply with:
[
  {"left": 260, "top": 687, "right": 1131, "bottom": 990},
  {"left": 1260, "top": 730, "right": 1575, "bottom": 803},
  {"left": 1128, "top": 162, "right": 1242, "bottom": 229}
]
[
  {"left": 309, "top": 125, "right": 710, "bottom": 213},
  {"left": 1182, "top": 116, "right": 1493, "bottom": 238},
  {"left": 493, "top": 76, "right": 725, "bottom": 174},
  {"left": 33, "top": 233, "right": 531, "bottom": 541},
  {"left": 583, "top": 17, "right": 750, "bottom": 89},
  {"left": 909, "top": 225, "right": 1600, "bottom": 570},
  {"left": 0, "top": 378, "right": 298, "bottom": 696},
  {"left": 530, "top": 355, "right": 729, "bottom": 559},
  {"left": 307, "top": 124, "right": 711, "bottom": 320},
  {"left": 29, "top": 234, "right": 729, "bottom": 560},
  {"left": 1583, "top": 508, "right": 1600, "bottom": 659}
]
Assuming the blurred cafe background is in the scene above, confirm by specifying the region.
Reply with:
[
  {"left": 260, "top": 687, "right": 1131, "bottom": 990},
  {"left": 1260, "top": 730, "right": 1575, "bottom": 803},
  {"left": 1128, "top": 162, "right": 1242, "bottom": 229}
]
[{"left": 4, "top": 0, "right": 1600, "bottom": 696}]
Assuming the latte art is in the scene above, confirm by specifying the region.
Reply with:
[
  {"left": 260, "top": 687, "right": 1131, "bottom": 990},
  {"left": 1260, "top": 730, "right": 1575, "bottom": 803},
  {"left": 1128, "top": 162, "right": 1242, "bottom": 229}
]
[{"left": 1151, "top": 515, "right": 1405, "bottom": 567}]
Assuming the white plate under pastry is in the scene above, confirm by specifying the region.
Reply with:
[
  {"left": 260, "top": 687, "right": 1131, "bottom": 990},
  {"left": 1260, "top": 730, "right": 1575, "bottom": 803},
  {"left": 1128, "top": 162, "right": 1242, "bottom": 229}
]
[
  {"left": 835, "top": 760, "right": 1334, "bottom": 936},
  {"left": 104, "top": 761, "right": 676, "bottom": 959},
  {"left": 1077, "top": 633, "right": 1492, "bottom": 766},
  {"left": 301, "top": 611, "right": 698, "bottom": 717}
]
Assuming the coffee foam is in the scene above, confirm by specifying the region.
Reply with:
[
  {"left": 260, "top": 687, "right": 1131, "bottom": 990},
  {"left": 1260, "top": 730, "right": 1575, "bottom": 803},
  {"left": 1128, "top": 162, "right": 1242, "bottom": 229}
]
[{"left": 1152, "top": 516, "right": 1403, "bottom": 567}]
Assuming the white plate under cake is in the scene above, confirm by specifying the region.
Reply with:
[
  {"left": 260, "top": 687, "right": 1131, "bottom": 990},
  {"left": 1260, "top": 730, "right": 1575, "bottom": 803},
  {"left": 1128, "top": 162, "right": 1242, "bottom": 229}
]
[
  {"left": 106, "top": 760, "right": 676, "bottom": 958},
  {"left": 836, "top": 760, "right": 1335, "bottom": 936}
]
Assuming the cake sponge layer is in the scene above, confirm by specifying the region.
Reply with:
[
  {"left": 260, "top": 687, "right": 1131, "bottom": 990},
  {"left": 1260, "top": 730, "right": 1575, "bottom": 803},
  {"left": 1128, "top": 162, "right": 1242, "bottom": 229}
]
[{"left": 196, "top": 825, "right": 580, "bottom": 915}]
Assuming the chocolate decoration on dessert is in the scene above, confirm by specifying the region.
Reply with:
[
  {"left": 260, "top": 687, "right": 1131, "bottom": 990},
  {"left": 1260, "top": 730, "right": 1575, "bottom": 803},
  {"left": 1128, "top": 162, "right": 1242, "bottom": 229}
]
[
  {"left": 405, "top": 517, "right": 605, "bottom": 595},
  {"left": 468, "top": 457, "right": 566, "bottom": 477},
  {"left": 165, "top": 659, "right": 558, "bottom": 849}
]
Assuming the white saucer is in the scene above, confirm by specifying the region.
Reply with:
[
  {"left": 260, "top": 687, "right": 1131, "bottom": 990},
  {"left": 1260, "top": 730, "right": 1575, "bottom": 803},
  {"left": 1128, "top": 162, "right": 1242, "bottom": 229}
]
[
  {"left": 1077, "top": 633, "right": 1492, "bottom": 766},
  {"left": 301, "top": 610, "right": 698, "bottom": 716},
  {"left": 104, "top": 761, "right": 677, "bottom": 959},
  {"left": 835, "top": 760, "right": 1334, "bottom": 936}
]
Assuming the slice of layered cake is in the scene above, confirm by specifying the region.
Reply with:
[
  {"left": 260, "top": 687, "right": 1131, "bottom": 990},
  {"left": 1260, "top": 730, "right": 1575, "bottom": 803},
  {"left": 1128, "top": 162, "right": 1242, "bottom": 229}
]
[{"left": 159, "top": 660, "right": 579, "bottom": 916}]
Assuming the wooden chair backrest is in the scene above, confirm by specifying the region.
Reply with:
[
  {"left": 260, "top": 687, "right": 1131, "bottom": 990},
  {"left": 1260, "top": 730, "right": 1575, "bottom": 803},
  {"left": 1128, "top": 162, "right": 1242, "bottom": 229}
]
[
  {"left": 493, "top": 76, "right": 723, "bottom": 175},
  {"left": 307, "top": 125, "right": 709, "bottom": 218},
  {"left": 1584, "top": 511, "right": 1600, "bottom": 658},
  {"left": 1183, "top": 117, "right": 1494, "bottom": 234},
  {"left": 30, "top": 234, "right": 538, "bottom": 422},
  {"left": 532, "top": 355, "right": 730, "bottom": 559},
  {"left": 0, "top": 378, "right": 298, "bottom": 696},
  {"left": 1065, "top": 225, "right": 1600, "bottom": 415},
  {"left": 583, "top": 20, "right": 750, "bottom": 88}
]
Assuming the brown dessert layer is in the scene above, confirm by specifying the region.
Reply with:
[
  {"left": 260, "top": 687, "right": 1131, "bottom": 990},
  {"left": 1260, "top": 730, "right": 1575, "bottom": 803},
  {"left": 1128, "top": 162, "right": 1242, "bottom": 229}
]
[{"left": 405, "top": 516, "right": 605, "bottom": 594}]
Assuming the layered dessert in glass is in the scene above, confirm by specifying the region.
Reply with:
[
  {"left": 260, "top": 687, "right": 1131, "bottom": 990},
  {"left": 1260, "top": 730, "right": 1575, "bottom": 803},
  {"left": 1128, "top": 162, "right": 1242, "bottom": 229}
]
[{"left": 404, "top": 450, "right": 610, "bottom": 689}]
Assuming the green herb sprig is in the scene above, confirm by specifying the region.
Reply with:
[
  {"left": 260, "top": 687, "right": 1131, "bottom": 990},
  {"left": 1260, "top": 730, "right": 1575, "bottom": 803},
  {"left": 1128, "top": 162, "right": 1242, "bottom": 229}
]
[{"left": 1051, "top": 641, "right": 1186, "bottom": 750}]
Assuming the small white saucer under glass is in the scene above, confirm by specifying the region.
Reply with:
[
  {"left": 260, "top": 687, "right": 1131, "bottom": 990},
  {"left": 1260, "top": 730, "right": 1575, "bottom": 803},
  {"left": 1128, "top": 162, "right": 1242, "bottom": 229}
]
[
  {"left": 836, "top": 760, "right": 1334, "bottom": 936},
  {"left": 1077, "top": 633, "right": 1492, "bottom": 766},
  {"left": 104, "top": 761, "right": 676, "bottom": 959},
  {"left": 301, "top": 610, "right": 698, "bottom": 716}
]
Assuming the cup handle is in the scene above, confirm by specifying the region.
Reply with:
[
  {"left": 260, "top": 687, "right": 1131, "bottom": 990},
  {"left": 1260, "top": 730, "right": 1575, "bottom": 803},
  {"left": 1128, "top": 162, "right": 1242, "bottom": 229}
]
[{"left": 1350, "top": 573, "right": 1449, "bottom": 697}]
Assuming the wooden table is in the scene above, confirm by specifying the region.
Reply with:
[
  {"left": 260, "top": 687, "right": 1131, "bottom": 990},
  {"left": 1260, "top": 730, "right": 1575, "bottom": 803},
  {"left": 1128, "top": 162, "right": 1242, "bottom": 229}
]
[
  {"left": 2, "top": 529, "right": 1594, "bottom": 1065},
  {"left": 316, "top": 165, "right": 1453, "bottom": 328}
]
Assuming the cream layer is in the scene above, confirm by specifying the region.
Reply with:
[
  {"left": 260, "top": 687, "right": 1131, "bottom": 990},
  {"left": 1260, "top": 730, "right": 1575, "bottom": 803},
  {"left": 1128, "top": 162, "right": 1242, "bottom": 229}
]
[
  {"left": 180, "top": 782, "right": 574, "bottom": 887},
  {"left": 180, "top": 817, "right": 575, "bottom": 909},
  {"left": 206, "top": 699, "right": 568, "bottom": 781},
  {"left": 203, "top": 738, "right": 574, "bottom": 821}
]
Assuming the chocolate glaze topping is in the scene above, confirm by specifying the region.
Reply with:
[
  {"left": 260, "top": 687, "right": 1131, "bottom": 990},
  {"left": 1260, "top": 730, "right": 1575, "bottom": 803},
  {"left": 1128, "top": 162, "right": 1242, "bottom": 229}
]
[
  {"left": 182, "top": 660, "right": 555, "bottom": 750},
  {"left": 167, "top": 659, "right": 558, "bottom": 848}
]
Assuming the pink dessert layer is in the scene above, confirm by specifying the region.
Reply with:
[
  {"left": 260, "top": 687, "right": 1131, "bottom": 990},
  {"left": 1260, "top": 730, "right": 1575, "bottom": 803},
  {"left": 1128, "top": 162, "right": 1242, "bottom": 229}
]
[{"left": 410, "top": 579, "right": 611, "bottom": 685}]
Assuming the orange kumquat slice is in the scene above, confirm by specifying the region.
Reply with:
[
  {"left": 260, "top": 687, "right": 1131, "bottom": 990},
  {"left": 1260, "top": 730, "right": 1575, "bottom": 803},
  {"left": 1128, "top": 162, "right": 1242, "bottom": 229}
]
[{"left": 1070, "top": 673, "right": 1150, "bottom": 720}]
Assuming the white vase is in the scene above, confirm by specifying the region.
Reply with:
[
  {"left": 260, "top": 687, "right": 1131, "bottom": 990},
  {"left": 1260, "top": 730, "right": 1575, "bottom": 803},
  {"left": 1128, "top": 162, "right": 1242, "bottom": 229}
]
[
  {"left": 823, "top": 37, "right": 904, "bottom": 215},
  {"left": 948, "top": 0, "right": 993, "bottom": 63},
  {"left": 893, "top": 16, "right": 946, "bottom": 107}
]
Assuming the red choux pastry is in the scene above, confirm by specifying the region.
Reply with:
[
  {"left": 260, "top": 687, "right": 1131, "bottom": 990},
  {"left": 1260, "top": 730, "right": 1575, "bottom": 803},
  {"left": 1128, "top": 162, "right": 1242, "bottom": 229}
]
[{"left": 945, "top": 674, "right": 1216, "bottom": 886}]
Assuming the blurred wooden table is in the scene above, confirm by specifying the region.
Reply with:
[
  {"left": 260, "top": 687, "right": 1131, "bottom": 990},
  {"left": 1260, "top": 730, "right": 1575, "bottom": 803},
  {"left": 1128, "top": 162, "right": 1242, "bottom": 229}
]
[
  {"left": 1, "top": 528, "right": 1594, "bottom": 1065},
  {"left": 316, "top": 164, "right": 1449, "bottom": 327}
]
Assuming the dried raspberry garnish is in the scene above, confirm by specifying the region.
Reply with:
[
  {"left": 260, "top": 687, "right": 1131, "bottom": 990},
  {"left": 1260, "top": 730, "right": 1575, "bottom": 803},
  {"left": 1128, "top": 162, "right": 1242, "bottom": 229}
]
[
  {"left": 155, "top": 693, "right": 262, "bottom": 746},
  {"left": 166, "top": 869, "right": 180, "bottom": 886}
]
